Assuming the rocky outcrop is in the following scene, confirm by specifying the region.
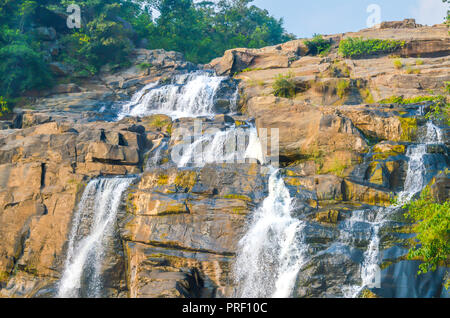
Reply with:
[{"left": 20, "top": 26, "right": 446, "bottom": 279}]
[
  {"left": 0, "top": 116, "right": 165, "bottom": 296},
  {"left": 0, "top": 21, "right": 449, "bottom": 299},
  {"left": 120, "top": 163, "right": 268, "bottom": 297}
]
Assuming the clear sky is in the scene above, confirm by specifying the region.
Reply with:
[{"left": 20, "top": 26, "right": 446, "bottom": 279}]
[{"left": 253, "top": 0, "right": 449, "bottom": 38}]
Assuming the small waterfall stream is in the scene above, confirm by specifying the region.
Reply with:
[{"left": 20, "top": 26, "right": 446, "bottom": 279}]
[
  {"left": 57, "top": 177, "right": 134, "bottom": 298},
  {"left": 345, "top": 120, "right": 445, "bottom": 297}
]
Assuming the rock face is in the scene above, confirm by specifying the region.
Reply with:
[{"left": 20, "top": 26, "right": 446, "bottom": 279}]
[
  {"left": 120, "top": 164, "right": 267, "bottom": 297},
  {"left": 0, "top": 117, "right": 163, "bottom": 297},
  {"left": 0, "top": 22, "right": 449, "bottom": 298}
]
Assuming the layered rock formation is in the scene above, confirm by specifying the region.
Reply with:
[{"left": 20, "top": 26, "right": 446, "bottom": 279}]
[{"left": 0, "top": 21, "right": 448, "bottom": 298}]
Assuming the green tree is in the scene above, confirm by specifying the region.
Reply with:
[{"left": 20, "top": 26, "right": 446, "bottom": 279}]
[{"left": 404, "top": 186, "right": 449, "bottom": 288}]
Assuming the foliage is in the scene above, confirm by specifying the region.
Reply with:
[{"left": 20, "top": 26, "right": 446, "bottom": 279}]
[
  {"left": 0, "top": 0, "right": 293, "bottom": 98},
  {"left": 393, "top": 58, "right": 403, "bottom": 69},
  {"left": 0, "top": 96, "right": 10, "bottom": 116},
  {"left": 379, "top": 95, "right": 443, "bottom": 105},
  {"left": 425, "top": 96, "right": 450, "bottom": 126},
  {"left": 336, "top": 79, "right": 350, "bottom": 98},
  {"left": 304, "top": 34, "right": 331, "bottom": 56},
  {"left": 445, "top": 82, "right": 450, "bottom": 95},
  {"left": 137, "top": 62, "right": 153, "bottom": 71},
  {"left": 338, "top": 37, "right": 405, "bottom": 58},
  {"left": 404, "top": 186, "right": 449, "bottom": 287},
  {"left": 145, "top": 0, "right": 295, "bottom": 63},
  {"left": 272, "top": 72, "right": 296, "bottom": 98},
  {"left": 0, "top": 43, "right": 52, "bottom": 98}
]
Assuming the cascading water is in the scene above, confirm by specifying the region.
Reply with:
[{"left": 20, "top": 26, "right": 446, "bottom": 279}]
[
  {"left": 57, "top": 177, "right": 134, "bottom": 298},
  {"left": 117, "top": 71, "right": 232, "bottom": 120},
  {"left": 234, "top": 169, "right": 308, "bottom": 298},
  {"left": 348, "top": 120, "right": 445, "bottom": 297},
  {"left": 58, "top": 70, "right": 259, "bottom": 298}
]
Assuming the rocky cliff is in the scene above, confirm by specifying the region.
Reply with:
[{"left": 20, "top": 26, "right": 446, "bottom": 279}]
[{"left": 0, "top": 21, "right": 448, "bottom": 298}]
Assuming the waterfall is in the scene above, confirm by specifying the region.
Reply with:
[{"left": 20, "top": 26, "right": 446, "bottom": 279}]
[
  {"left": 234, "top": 169, "right": 307, "bottom": 298},
  {"left": 57, "top": 177, "right": 135, "bottom": 298},
  {"left": 353, "top": 120, "right": 444, "bottom": 296},
  {"left": 117, "top": 71, "right": 230, "bottom": 120}
]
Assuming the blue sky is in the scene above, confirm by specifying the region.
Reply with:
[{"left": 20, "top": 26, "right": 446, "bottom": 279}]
[{"left": 253, "top": 0, "right": 449, "bottom": 38}]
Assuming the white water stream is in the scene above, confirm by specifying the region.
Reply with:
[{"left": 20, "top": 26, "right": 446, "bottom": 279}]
[
  {"left": 57, "top": 177, "right": 134, "bottom": 298},
  {"left": 344, "top": 121, "right": 445, "bottom": 297}
]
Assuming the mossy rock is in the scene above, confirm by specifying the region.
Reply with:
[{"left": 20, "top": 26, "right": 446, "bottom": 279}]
[
  {"left": 398, "top": 117, "right": 418, "bottom": 142},
  {"left": 223, "top": 194, "right": 252, "bottom": 202},
  {"left": 316, "top": 209, "right": 340, "bottom": 224}
]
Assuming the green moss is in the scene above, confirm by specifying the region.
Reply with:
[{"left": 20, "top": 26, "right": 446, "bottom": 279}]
[
  {"left": 174, "top": 171, "right": 197, "bottom": 190},
  {"left": 137, "top": 62, "right": 153, "bottom": 70},
  {"left": 239, "top": 67, "right": 263, "bottom": 74},
  {"left": 372, "top": 144, "right": 406, "bottom": 160},
  {"left": 232, "top": 207, "right": 248, "bottom": 215},
  {"left": 126, "top": 191, "right": 137, "bottom": 214},
  {"left": 223, "top": 194, "right": 252, "bottom": 201},
  {"left": 378, "top": 95, "right": 443, "bottom": 105},
  {"left": 336, "top": 79, "right": 350, "bottom": 99},
  {"left": 398, "top": 117, "right": 418, "bottom": 142},
  {"left": 323, "top": 158, "right": 350, "bottom": 177},
  {"left": 0, "top": 270, "right": 9, "bottom": 283},
  {"left": 157, "top": 174, "right": 169, "bottom": 186},
  {"left": 360, "top": 88, "right": 375, "bottom": 104}
]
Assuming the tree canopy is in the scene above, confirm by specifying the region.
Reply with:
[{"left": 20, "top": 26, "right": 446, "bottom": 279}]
[{"left": 0, "top": 0, "right": 294, "bottom": 106}]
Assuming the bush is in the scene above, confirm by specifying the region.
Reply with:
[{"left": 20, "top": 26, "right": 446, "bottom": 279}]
[
  {"left": 0, "top": 43, "right": 52, "bottom": 97},
  {"left": 393, "top": 58, "right": 403, "bottom": 69},
  {"left": 304, "top": 34, "right": 331, "bottom": 56},
  {"left": 338, "top": 37, "right": 405, "bottom": 58},
  {"left": 0, "top": 96, "right": 10, "bottom": 116},
  {"left": 379, "top": 95, "right": 443, "bottom": 105},
  {"left": 272, "top": 72, "right": 297, "bottom": 98},
  {"left": 404, "top": 186, "right": 449, "bottom": 288},
  {"left": 425, "top": 96, "right": 449, "bottom": 126},
  {"left": 445, "top": 82, "right": 450, "bottom": 94}
]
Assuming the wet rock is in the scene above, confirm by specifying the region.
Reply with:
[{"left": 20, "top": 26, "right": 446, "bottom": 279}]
[{"left": 316, "top": 210, "right": 340, "bottom": 224}]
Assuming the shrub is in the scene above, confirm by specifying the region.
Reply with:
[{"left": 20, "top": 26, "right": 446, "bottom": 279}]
[
  {"left": 272, "top": 72, "right": 297, "bottom": 98},
  {"left": 416, "top": 58, "right": 424, "bottom": 65},
  {"left": 425, "top": 96, "right": 449, "bottom": 126},
  {"left": 305, "top": 34, "right": 331, "bottom": 56},
  {"left": 379, "top": 95, "right": 443, "bottom": 105},
  {"left": 137, "top": 62, "right": 153, "bottom": 71},
  {"left": 405, "top": 65, "right": 413, "bottom": 74},
  {"left": 338, "top": 37, "right": 405, "bottom": 58},
  {"left": 393, "top": 58, "right": 403, "bottom": 69},
  {"left": 0, "top": 44, "right": 52, "bottom": 98},
  {"left": 404, "top": 186, "right": 449, "bottom": 288},
  {"left": 445, "top": 82, "right": 450, "bottom": 94},
  {"left": 0, "top": 96, "right": 10, "bottom": 116}
]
